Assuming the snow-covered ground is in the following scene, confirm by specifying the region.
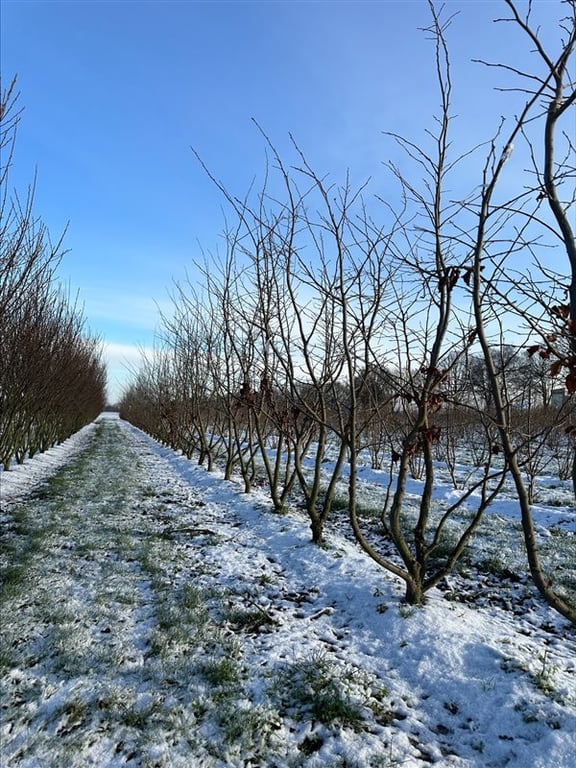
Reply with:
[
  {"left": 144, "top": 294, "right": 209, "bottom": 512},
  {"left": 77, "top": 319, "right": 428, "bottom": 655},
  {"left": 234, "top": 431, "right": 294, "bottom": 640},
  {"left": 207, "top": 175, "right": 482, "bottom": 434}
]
[{"left": 0, "top": 414, "right": 575, "bottom": 767}]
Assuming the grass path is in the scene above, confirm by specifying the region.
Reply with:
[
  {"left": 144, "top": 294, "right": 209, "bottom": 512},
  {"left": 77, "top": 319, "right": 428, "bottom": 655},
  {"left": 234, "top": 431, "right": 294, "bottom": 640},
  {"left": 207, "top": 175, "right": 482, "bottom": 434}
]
[{"left": 0, "top": 419, "right": 270, "bottom": 766}]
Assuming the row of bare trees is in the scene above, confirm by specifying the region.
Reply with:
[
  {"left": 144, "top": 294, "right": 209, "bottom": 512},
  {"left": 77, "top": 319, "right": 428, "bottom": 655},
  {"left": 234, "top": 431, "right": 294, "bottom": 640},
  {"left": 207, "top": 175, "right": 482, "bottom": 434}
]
[
  {"left": 121, "top": 2, "right": 575, "bottom": 623},
  {"left": 1, "top": 78, "right": 107, "bottom": 470}
]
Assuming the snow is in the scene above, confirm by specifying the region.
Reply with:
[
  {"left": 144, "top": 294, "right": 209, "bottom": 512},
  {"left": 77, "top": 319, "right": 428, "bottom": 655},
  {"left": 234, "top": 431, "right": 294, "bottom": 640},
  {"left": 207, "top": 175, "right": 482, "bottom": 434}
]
[{"left": 1, "top": 413, "right": 575, "bottom": 767}]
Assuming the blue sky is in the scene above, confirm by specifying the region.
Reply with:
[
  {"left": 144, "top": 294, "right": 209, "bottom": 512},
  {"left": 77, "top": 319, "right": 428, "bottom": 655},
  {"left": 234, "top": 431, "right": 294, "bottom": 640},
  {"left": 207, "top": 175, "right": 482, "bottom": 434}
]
[{"left": 0, "top": 0, "right": 566, "bottom": 401}]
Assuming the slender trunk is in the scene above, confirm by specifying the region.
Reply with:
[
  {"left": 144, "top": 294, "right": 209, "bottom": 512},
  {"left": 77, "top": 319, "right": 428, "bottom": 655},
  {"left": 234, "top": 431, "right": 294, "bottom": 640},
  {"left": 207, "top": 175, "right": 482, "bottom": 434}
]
[{"left": 505, "top": 435, "right": 576, "bottom": 623}]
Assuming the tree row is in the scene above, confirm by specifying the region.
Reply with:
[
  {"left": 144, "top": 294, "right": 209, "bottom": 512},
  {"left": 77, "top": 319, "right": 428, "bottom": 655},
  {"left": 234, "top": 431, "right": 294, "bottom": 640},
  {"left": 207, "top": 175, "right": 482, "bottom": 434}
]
[
  {"left": 121, "top": 2, "right": 576, "bottom": 623},
  {"left": 0, "top": 78, "right": 106, "bottom": 470}
]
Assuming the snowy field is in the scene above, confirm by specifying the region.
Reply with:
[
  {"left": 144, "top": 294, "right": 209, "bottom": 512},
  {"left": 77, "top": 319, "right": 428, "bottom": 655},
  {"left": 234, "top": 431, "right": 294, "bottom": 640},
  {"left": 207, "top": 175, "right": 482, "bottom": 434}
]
[{"left": 0, "top": 414, "right": 575, "bottom": 767}]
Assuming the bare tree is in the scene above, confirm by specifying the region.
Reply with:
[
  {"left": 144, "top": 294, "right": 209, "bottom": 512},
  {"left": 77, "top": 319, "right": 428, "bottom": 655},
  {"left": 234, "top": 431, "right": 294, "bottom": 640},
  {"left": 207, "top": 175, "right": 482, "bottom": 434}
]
[{"left": 464, "top": 0, "right": 576, "bottom": 623}]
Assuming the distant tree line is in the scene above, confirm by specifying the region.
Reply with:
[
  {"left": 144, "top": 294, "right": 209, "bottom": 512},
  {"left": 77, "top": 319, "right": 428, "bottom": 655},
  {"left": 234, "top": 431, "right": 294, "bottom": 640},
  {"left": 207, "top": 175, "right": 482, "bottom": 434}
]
[
  {"left": 0, "top": 77, "right": 106, "bottom": 470},
  {"left": 120, "top": 2, "right": 575, "bottom": 623}
]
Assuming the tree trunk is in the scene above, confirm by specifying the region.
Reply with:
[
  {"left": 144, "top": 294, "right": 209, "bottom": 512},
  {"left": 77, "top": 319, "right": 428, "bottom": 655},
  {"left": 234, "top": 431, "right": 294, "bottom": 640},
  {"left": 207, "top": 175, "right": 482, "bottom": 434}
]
[
  {"left": 310, "top": 517, "right": 324, "bottom": 545},
  {"left": 507, "top": 450, "right": 576, "bottom": 625},
  {"left": 404, "top": 577, "right": 425, "bottom": 606}
]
